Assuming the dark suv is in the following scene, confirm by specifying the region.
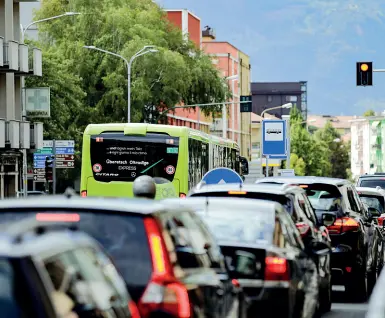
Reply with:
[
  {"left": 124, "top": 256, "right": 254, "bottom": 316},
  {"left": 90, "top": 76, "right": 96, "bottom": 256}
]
[
  {"left": 188, "top": 183, "right": 332, "bottom": 313},
  {"left": 0, "top": 196, "right": 244, "bottom": 318},
  {"left": 0, "top": 217, "right": 138, "bottom": 318},
  {"left": 256, "top": 176, "right": 380, "bottom": 302}
]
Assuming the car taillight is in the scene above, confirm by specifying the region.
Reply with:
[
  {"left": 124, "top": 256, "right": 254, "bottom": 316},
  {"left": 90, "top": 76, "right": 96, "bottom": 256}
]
[
  {"left": 128, "top": 300, "right": 141, "bottom": 318},
  {"left": 296, "top": 222, "right": 310, "bottom": 237},
  {"left": 81, "top": 190, "right": 87, "bottom": 197},
  {"left": 179, "top": 193, "right": 186, "bottom": 198},
  {"left": 264, "top": 255, "right": 289, "bottom": 281},
  {"left": 327, "top": 217, "right": 359, "bottom": 234},
  {"left": 378, "top": 214, "right": 385, "bottom": 226},
  {"left": 139, "top": 217, "right": 190, "bottom": 318}
]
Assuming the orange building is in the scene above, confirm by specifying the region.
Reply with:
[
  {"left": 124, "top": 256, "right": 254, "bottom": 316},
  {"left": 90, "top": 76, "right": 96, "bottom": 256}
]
[{"left": 165, "top": 9, "right": 212, "bottom": 133}]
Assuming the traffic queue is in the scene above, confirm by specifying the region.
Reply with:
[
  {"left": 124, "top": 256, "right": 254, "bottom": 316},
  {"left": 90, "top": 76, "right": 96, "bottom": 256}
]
[{"left": 1, "top": 172, "right": 385, "bottom": 318}]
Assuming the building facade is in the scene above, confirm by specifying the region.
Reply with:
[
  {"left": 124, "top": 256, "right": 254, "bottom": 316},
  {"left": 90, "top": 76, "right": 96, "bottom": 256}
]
[
  {"left": 0, "top": 0, "right": 43, "bottom": 198},
  {"left": 308, "top": 114, "right": 353, "bottom": 142},
  {"left": 251, "top": 81, "right": 307, "bottom": 119}
]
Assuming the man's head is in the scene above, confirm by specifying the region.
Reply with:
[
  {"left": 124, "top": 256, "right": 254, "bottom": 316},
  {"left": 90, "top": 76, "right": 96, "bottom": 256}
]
[{"left": 133, "top": 175, "right": 156, "bottom": 199}]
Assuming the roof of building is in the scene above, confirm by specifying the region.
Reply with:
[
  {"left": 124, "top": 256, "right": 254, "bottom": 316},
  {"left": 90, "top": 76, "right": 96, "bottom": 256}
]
[{"left": 308, "top": 115, "right": 354, "bottom": 129}]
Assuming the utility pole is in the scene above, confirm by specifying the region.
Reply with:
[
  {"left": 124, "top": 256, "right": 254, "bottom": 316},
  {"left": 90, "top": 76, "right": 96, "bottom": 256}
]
[{"left": 52, "top": 139, "right": 56, "bottom": 194}]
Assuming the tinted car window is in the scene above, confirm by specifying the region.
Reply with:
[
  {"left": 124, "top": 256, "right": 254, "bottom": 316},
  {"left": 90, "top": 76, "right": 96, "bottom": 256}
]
[
  {"left": 196, "top": 208, "right": 275, "bottom": 245},
  {"left": 359, "top": 195, "right": 385, "bottom": 213},
  {"left": 91, "top": 133, "right": 179, "bottom": 182},
  {"left": 359, "top": 179, "right": 385, "bottom": 188},
  {"left": 0, "top": 212, "right": 153, "bottom": 302},
  {"left": 0, "top": 259, "right": 33, "bottom": 317},
  {"left": 301, "top": 184, "right": 343, "bottom": 212}
]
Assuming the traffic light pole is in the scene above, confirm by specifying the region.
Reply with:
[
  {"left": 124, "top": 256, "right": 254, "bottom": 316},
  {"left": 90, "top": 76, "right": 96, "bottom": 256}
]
[
  {"left": 52, "top": 139, "right": 56, "bottom": 195},
  {"left": 374, "top": 69, "right": 385, "bottom": 72}
]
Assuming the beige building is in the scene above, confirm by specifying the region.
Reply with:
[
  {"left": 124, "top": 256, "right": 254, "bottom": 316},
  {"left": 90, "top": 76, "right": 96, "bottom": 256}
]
[{"left": 308, "top": 114, "right": 353, "bottom": 142}]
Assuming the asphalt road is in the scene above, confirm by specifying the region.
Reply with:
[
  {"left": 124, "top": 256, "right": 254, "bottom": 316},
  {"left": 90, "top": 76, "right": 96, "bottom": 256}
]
[{"left": 322, "top": 288, "right": 368, "bottom": 318}]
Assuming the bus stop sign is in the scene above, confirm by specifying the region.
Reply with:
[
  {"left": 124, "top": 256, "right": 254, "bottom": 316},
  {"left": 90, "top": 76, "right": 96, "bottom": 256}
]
[{"left": 201, "top": 167, "right": 243, "bottom": 185}]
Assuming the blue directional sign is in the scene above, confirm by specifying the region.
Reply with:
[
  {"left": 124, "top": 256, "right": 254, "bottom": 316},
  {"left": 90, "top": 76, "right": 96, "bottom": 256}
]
[
  {"left": 201, "top": 167, "right": 243, "bottom": 185},
  {"left": 262, "top": 119, "right": 287, "bottom": 157}
]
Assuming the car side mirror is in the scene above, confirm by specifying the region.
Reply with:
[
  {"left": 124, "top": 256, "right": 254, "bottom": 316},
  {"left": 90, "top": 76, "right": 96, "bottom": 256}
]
[
  {"left": 322, "top": 213, "right": 336, "bottom": 227},
  {"left": 308, "top": 240, "right": 331, "bottom": 256},
  {"left": 175, "top": 246, "right": 200, "bottom": 268},
  {"left": 231, "top": 250, "right": 257, "bottom": 278}
]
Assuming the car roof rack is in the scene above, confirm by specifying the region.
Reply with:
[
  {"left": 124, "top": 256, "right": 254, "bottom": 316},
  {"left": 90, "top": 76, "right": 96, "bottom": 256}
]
[{"left": 2, "top": 216, "right": 78, "bottom": 244}]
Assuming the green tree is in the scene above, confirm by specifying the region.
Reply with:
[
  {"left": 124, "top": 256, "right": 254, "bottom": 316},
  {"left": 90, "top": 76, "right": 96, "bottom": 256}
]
[
  {"left": 364, "top": 109, "right": 375, "bottom": 117},
  {"left": 314, "top": 122, "right": 350, "bottom": 179},
  {"left": 33, "top": 0, "right": 230, "bottom": 125},
  {"left": 289, "top": 107, "right": 331, "bottom": 176},
  {"left": 285, "top": 153, "right": 306, "bottom": 176}
]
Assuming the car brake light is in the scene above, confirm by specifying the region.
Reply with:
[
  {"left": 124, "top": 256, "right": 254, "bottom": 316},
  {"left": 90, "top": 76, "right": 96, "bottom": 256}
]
[
  {"left": 296, "top": 222, "right": 310, "bottom": 237},
  {"left": 128, "top": 300, "right": 141, "bottom": 318},
  {"left": 228, "top": 191, "right": 247, "bottom": 194},
  {"left": 36, "top": 213, "right": 80, "bottom": 222},
  {"left": 264, "top": 255, "right": 289, "bottom": 281},
  {"left": 140, "top": 217, "right": 190, "bottom": 318},
  {"left": 81, "top": 191, "right": 87, "bottom": 197},
  {"left": 378, "top": 214, "right": 385, "bottom": 226},
  {"left": 327, "top": 217, "right": 359, "bottom": 234},
  {"left": 179, "top": 193, "right": 186, "bottom": 198}
]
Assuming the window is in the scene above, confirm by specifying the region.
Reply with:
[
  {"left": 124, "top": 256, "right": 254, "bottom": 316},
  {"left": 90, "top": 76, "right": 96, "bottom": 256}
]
[
  {"left": 279, "top": 213, "right": 303, "bottom": 249},
  {"left": 90, "top": 133, "right": 180, "bottom": 182},
  {"left": 296, "top": 193, "right": 317, "bottom": 225},
  {"left": 188, "top": 138, "right": 209, "bottom": 189},
  {"left": 163, "top": 212, "right": 209, "bottom": 269},
  {"left": 285, "top": 96, "right": 298, "bottom": 102},
  {"left": 359, "top": 179, "right": 385, "bottom": 188},
  {"left": 273, "top": 218, "right": 287, "bottom": 248},
  {"left": 346, "top": 186, "right": 360, "bottom": 213},
  {"left": 303, "top": 195, "right": 318, "bottom": 225}
]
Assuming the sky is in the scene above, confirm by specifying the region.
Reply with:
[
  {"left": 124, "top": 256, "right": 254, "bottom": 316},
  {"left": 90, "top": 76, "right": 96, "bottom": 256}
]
[
  {"left": 20, "top": 0, "right": 385, "bottom": 116},
  {"left": 157, "top": 0, "right": 385, "bottom": 116}
]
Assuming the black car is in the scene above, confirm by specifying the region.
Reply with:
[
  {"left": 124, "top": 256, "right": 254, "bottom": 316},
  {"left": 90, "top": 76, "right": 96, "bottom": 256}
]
[
  {"left": 188, "top": 183, "right": 333, "bottom": 313},
  {"left": 0, "top": 195, "right": 244, "bottom": 318},
  {"left": 255, "top": 176, "right": 380, "bottom": 302},
  {"left": 0, "top": 217, "right": 138, "bottom": 318},
  {"left": 165, "top": 197, "right": 327, "bottom": 318},
  {"left": 357, "top": 173, "right": 385, "bottom": 189}
]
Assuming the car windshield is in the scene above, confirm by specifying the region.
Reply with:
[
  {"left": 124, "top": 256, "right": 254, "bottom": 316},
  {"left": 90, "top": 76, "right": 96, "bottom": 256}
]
[
  {"left": 359, "top": 195, "right": 384, "bottom": 213},
  {"left": 195, "top": 208, "right": 275, "bottom": 245},
  {"left": 0, "top": 211, "right": 152, "bottom": 302}
]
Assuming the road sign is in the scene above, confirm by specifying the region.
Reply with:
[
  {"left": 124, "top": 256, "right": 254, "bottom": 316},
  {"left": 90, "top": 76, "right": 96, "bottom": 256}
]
[
  {"left": 201, "top": 167, "right": 243, "bottom": 185},
  {"left": 262, "top": 120, "right": 286, "bottom": 156},
  {"left": 240, "top": 95, "right": 252, "bottom": 112},
  {"left": 43, "top": 140, "right": 74, "bottom": 148},
  {"left": 56, "top": 161, "right": 75, "bottom": 168},
  {"left": 278, "top": 169, "right": 295, "bottom": 177},
  {"left": 33, "top": 168, "right": 46, "bottom": 182}
]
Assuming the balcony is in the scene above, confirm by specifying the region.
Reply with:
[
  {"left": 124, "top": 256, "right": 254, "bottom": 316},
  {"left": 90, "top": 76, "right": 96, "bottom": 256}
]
[
  {"left": 0, "top": 120, "right": 43, "bottom": 150},
  {"left": 0, "top": 38, "right": 42, "bottom": 76}
]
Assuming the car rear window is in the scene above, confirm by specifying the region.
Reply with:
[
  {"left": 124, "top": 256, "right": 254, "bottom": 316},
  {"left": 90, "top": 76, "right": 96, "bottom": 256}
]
[
  {"left": 359, "top": 179, "right": 385, "bottom": 189},
  {"left": 195, "top": 208, "right": 275, "bottom": 245},
  {"left": 359, "top": 194, "right": 385, "bottom": 213},
  {"left": 0, "top": 211, "right": 152, "bottom": 302},
  {"left": 190, "top": 191, "right": 293, "bottom": 214},
  {"left": 296, "top": 184, "right": 342, "bottom": 212},
  {"left": 90, "top": 133, "right": 179, "bottom": 182}
]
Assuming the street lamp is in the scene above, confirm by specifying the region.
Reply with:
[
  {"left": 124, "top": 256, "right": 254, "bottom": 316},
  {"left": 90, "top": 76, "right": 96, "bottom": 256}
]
[
  {"left": 260, "top": 103, "right": 293, "bottom": 177},
  {"left": 83, "top": 45, "right": 158, "bottom": 123},
  {"left": 21, "top": 12, "right": 81, "bottom": 42},
  {"left": 20, "top": 11, "right": 81, "bottom": 198}
]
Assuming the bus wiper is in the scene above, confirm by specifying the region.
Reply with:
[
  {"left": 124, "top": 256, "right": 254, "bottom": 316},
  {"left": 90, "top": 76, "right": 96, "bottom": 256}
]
[{"left": 141, "top": 158, "right": 164, "bottom": 174}]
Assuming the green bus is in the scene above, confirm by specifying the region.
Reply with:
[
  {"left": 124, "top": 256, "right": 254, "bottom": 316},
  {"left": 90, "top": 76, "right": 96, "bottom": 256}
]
[{"left": 80, "top": 123, "right": 242, "bottom": 199}]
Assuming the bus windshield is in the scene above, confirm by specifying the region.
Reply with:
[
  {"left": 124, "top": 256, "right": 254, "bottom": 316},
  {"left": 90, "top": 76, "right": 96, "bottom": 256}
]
[{"left": 90, "top": 133, "right": 179, "bottom": 182}]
